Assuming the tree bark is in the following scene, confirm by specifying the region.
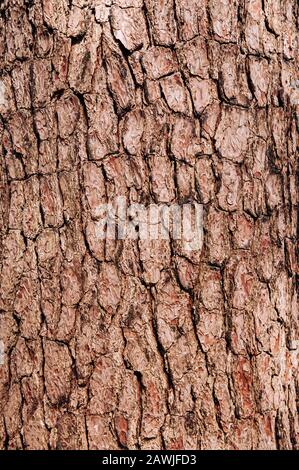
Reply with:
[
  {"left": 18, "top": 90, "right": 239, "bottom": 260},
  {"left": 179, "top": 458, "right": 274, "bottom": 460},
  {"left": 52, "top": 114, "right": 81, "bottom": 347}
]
[{"left": 0, "top": 0, "right": 298, "bottom": 450}]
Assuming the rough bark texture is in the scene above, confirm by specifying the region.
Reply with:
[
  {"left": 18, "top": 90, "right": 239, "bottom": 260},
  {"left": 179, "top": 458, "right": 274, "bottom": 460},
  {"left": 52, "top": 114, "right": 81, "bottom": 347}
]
[{"left": 0, "top": 0, "right": 298, "bottom": 450}]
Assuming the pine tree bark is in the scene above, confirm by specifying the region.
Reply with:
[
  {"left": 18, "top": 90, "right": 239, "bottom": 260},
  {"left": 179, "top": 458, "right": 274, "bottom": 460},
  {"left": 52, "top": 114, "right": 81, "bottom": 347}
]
[{"left": 0, "top": 0, "right": 298, "bottom": 450}]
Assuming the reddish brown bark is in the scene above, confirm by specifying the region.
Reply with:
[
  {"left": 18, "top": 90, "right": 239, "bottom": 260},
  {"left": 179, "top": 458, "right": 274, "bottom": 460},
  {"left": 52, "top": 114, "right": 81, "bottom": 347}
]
[{"left": 0, "top": 0, "right": 298, "bottom": 450}]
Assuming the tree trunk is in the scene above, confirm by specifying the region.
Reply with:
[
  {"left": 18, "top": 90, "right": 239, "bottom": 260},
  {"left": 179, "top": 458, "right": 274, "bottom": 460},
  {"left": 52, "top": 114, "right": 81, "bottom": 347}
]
[{"left": 0, "top": 0, "right": 298, "bottom": 450}]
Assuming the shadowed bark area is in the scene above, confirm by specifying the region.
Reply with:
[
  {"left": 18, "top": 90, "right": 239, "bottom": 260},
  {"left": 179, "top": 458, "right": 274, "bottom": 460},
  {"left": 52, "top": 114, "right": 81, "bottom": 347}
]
[{"left": 0, "top": 0, "right": 298, "bottom": 450}]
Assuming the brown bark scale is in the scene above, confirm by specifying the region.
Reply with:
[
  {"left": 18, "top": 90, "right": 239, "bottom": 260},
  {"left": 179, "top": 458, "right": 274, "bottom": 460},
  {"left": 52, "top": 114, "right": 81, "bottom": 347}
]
[{"left": 0, "top": 0, "right": 298, "bottom": 450}]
